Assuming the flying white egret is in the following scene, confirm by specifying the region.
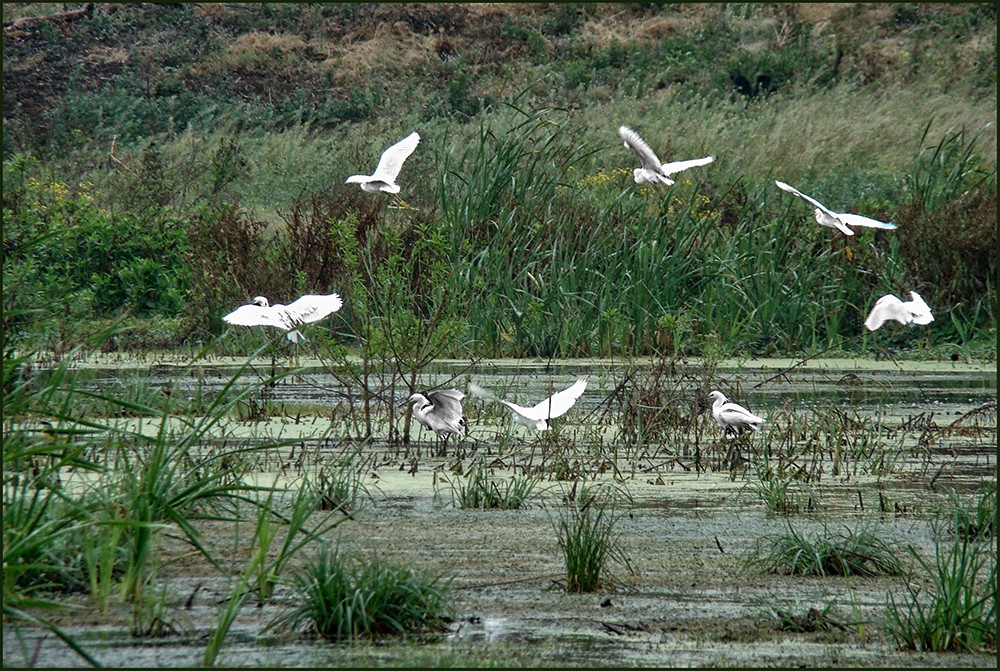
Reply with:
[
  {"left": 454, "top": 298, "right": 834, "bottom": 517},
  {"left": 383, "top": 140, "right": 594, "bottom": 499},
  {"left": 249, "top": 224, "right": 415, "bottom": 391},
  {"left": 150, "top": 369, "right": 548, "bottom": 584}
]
[
  {"left": 406, "top": 389, "right": 468, "bottom": 440},
  {"left": 472, "top": 379, "right": 587, "bottom": 432},
  {"left": 222, "top": 293, "right": 343, "bottom": 342},
  {"left": 618, "top": 126, "right": 714, "bottom": 186},
  {"left": 774, "top": 180, "right": 897, "bottom": 236},
  {"left": 345, "top": 131, "right": 420, "bottom": 194},
  {"left": 708, "top": 391, "right": 765, "bottom": 438},
  {"left": 864, "top": 291, "right": 934, "bottom": 331}
]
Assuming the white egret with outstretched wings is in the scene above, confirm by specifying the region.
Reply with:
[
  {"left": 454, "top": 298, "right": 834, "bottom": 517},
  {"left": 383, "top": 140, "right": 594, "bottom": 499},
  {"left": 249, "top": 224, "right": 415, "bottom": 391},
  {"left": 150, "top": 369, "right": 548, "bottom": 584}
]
[
  {"left": 346, "top": 131, "right": 420, "bottom": 194},
  {"left": 472, "top": 379, "right": 588, "bottom": 432},
  {"left": 407, "top": 389, "right": 468, "bottom": 440},
  {"left": 618, "top": 126, "right": 714, "bottom": 186},
  {"left": 223, "top": 293, "right": 343, "bottom": 341},
  {"left": 864, "top": 291, "right": 934, "bottom": 331},
  {"left": 775, "top": 180, "right": 897, "bottom": 236}
]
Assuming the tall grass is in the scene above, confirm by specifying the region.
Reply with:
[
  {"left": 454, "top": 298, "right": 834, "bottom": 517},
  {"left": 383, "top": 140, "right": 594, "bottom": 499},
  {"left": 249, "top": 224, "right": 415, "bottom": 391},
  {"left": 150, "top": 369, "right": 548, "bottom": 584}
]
[
  {"left": 885, "top": 539, "right": 996, "bottom": 652},
  {"left": 2, "top": 299, "right": 316, "bottom": 663},
  {"left": 271, "top": 544, "right": 453, "bottom": 642},
  {"left": 553, "top": 485, "right": 633, "bottom": 593},
  {"left": 747, "top": 521, "right": 905, "bottom": 577}
]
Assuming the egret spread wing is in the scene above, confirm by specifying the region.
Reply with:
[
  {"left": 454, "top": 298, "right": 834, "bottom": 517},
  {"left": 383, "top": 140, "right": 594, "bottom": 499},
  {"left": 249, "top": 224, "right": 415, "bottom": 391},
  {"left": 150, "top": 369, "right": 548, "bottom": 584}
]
[
  {"left": 370, "top": 132, "right": 420, "bottom": 183},
  {"left": 426, "top": 389, "right": 466, "bottom": 423},
  {"left": 618, "top": 126, "right": 662, "bottom": 171},
  {"left": 661, "top": 156, "right": 714, "bottom": 176},
  {"left": 222, "top": 304, "right": 286, "bottom": 329},
  {"left": 837, "top": 212, "right": 896, "bottom": 230},
  {"left": 282, "top": 293, "right": 343, "bottom": 326},
  {"left": 864, "top": 294, "right": 907, "bottom": 331},
  {"left": 526, "top": 379, "right": 587, "bottom": 420},
  {"left": 774, "top": 181, "right": 837, "bottom": 218},
  {"left": 904, "top": 291, "right": 934, "bottom": 324}
]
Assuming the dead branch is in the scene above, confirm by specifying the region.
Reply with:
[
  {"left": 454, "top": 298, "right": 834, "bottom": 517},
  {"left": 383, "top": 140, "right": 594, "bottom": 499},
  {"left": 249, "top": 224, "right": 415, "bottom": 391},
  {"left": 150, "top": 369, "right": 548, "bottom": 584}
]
[{"left": 4, "top": 4, "right": 95, "bottom": 34}]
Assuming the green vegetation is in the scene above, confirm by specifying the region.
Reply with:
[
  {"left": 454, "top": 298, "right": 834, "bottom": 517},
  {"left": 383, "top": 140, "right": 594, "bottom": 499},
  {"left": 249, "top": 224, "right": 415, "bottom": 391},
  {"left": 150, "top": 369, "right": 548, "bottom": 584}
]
[
  {"left": 747, "top": 521, "right": 905, "bottom": 577},
  {"left": 885, "top": 539, "right": 997, "bottom": 652},
  {"left": 439, "top": 459, "right": 543, "bottom": 510},
  {"left": 271, "top": 543, "right": 453, "bottom": 642},
  {"left": 936, "top": 483, "right": 997, "bottom": 541},
  {"left": 2, "top": 3, "right": 995, "bottom": 360},
  {"left": 554, "top": 486, "right": 633, "bottom": 592}
]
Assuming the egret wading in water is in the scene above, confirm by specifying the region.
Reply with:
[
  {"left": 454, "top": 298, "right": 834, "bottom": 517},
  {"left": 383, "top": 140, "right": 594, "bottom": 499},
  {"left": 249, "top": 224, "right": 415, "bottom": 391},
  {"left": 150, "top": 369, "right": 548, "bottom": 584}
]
[
  {"left": 708, "top": 391, "right": 765, "bottom": 439},
  {"left": 405, "top": 389, "right": 468, "bottom": 456},
  {"left": 222, "top": 292, "right": 343, "bottom": 369},
  {"left": 864, "top": 291, "right": 934, "bottom": 331},
  {"left": 472, "top": 379, "right": 587, "bottom": 432},
  {"left": 618, "top": 126, "right": 714, "bottom": 185},
  {"left": 774, "top": 180, "right": 897, "bottom": 236},
  {"left": 346, "top": 131, "right": 420, "bottom": 194}
]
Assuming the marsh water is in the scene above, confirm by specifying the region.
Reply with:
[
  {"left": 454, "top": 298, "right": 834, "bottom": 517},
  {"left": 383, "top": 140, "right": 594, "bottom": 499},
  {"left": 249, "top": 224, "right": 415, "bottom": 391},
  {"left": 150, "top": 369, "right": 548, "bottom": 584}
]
[{"left": 5, "top": 356, "right": 997, "bottom": 667}]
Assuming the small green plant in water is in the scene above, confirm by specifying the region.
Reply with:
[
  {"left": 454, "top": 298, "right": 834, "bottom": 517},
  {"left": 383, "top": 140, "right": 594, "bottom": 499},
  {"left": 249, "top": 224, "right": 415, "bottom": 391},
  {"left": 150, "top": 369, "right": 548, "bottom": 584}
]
[
  {"left": 935, "top": 484, "right": 996, "bottom": 542},
  {"left": 441, "top": 461, "right": 542, "bottom": 510},
  {"left": 747, "top": 521, "right": 904, "bottom": 577},
  {"left": 884, "top": 539, "right": 996, "bottom": 652},
  {"left": 554, "top": 486, "right": 633, "bottom": 593},
  {"left": 271, "top": 544, "right": 454, "bottom": 642}
]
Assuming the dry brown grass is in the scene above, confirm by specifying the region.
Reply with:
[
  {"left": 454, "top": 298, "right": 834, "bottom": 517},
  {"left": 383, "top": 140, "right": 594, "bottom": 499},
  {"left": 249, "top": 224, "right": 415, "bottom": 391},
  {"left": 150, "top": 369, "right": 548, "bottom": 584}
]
[
  {"left": 83, "top": 45, "right": 129, "bottom": 66},
  {"left": 228, "top": 31, "right": 307, "bottom": 57},
  {"left": 326, "top": 25, "right": 437, "bottom": 86},
  {"left": 579, "top": 13, "right": 696, "bottom": 48}
]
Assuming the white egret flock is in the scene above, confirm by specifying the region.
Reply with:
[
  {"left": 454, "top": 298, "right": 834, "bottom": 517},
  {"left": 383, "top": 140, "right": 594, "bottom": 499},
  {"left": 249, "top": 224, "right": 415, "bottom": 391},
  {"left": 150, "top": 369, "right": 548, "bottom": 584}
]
[{"left": 223, "top": 126, "right": 937, "bottom": 440}]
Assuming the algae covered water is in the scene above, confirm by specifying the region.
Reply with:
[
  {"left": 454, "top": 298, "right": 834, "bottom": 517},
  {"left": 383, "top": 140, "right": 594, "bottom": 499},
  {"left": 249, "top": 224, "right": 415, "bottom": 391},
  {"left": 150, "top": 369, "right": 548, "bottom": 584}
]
[{"left": 5, "top": 356, "right": 996, "bottom": 667}]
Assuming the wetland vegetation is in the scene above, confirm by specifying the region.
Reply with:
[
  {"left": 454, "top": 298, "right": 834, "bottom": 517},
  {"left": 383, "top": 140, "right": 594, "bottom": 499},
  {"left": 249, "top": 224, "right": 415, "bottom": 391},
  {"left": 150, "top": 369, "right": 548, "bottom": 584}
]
[{"left": 3, "top": 2, "right": 997, "bottom": 667}]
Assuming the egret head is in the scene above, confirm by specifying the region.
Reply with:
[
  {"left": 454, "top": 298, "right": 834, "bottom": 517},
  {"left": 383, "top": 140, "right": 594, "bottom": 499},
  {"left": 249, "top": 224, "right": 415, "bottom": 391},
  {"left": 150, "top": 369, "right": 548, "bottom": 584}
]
[
  {"left": 251, "top": 296, "right": 270, "bottom": 307},
  {"left": 708, "top": 390, "right": 726, "bottom": 404},
  {"left": 405, "top": 392, "right": 428, "bottom": 409}
]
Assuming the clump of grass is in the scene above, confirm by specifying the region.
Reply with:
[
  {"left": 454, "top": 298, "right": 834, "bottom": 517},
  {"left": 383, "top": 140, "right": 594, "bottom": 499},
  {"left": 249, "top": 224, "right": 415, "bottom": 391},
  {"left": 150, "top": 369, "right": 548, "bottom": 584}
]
[
  {"left": 885, "top": 539, "right": 996, "bottom": 652},
  {"left": 936, "top": 484, "right": 996, "bottom": 542},
  {"left": 749, "top": 467, "right": 817, "bottom": 515},
  {"left": 747, "top": 522, "right": 905, "bottom": 577},
  {"left": 553, "top": 486, "right": 634, "bottom": 593},
  {"left": 441, "top": 461, "right": 542, "bottom": 510},
  {"left": 271, "top": 544, "right": 453, "bottom": 642},
  {"left": 312, "top": 455, "right": 373, "bottom": 517}
]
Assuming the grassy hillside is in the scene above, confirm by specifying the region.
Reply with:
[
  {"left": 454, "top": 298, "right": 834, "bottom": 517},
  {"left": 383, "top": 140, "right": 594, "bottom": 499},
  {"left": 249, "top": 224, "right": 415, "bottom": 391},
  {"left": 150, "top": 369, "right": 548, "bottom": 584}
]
[{"left": 2, "top": 3, "right": 996, "bottom": 359}]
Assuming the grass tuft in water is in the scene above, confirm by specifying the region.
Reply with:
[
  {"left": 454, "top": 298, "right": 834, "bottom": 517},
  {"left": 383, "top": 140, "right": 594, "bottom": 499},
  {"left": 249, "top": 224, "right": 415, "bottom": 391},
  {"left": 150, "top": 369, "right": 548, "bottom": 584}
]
[
  {"left": 554, "top": 486, "right": 633, "bottom": 593},
  {"left": 935, "top": 484, "right": 996, "bottom": 542},
  {"left": 441, "top": 461, "right": 542, "bottom": 510},
  {"left": 884, "top": 539, "right": 996, "bottom": 652},
  {"left": 311, "top": 453, "right": 374, "bottom": 518},
  {"left": 272, "top": 544, "right": 453, "bottom": 642},
  {"left": 747, "top": 521, "right": 904, "bottom": 577}
]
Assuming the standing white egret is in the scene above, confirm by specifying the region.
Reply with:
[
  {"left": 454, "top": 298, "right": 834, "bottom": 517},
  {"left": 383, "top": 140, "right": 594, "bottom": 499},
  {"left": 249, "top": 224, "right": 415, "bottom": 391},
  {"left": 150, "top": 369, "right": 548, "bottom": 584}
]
[
  {"left": 222, "top": 293, "right": 343, "bottom": 342},
  {"left": 407, "top": 389, "right": 468, "bottom": 440},
  {"left": 774, "top": 180, "right": 897, "bottom": 236},
  {"left": 708, "top": 391, "right": 765, "bottom": 438},
  {"left": 472, "top": 379, "right": 587, "bottom": 432},
  {"left": 345, "top": 131, "right": 420, "bottom": 194},
  {"left": 618, "top": 126, "right": 714, "bottom": 186},
  {"left": 864, "top": 291, "right": 934, "bottom": 331}
]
